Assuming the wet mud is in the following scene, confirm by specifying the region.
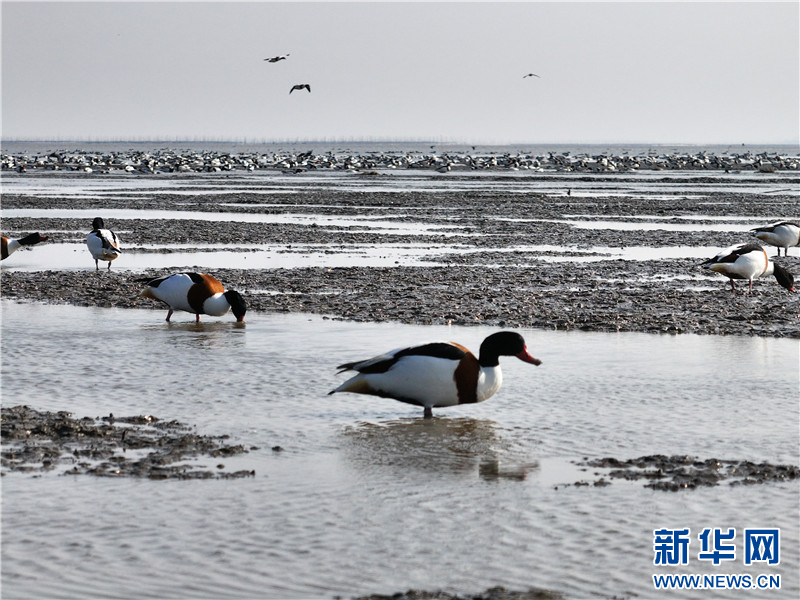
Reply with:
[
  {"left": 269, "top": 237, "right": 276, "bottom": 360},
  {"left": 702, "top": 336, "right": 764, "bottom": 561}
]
[
  {"left": 1, "top": 405, "right": 254, "bottom": 479},
  {"left": 350, "top": 586, "right": 564, "bottom": 600},
  {"left": 2, "top": 262, "right": 798, "bottom": 337},
  {"left": 566, "top": 455, "right": 800, "bottom": 491},
  {"left": 2, "top": 179, "right": 800, "bottom": 337}
]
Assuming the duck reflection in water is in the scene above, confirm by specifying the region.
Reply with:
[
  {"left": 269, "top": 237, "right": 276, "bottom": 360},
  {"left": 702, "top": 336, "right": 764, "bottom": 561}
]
[
  {"left": 142, "top": 320, "right": 246, "bottom": 350},
  {"left": 341, "top": 417, "right": 538, "bottom": 481}
]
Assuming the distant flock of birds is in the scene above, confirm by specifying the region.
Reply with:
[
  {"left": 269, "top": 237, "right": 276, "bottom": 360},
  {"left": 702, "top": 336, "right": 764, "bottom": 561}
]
[
  {"left": 1, "top": 217, "right": 798, "bottom": 417},
  {"left": 5, "top": 149, "right": 797, "bottom": 175}
]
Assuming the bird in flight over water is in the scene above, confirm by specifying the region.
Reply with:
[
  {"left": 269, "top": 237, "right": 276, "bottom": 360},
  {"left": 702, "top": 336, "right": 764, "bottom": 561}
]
[
  {"left": 290, "top": 84, "right": 311, "bottom": 94},
  {"left": 523, "top": 73, "right": 541, "bottom": 78},
  {"left": 264, "top": 54, "right": 290, "bottom": 63}
]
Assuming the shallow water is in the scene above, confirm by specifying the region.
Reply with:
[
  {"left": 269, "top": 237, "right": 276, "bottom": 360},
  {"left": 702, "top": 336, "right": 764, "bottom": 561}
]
[
  {"left": 0, "top": 241, "right": 722, "bottom": 272},
  {"left": 2, "top": 300, "right": 798, "bottom": 599},
  {"left": 0, "top": 241, "right": 456, "bottom": 271},
  {"left": 1, "top": 208, "right": 457, "bottom": 235}
]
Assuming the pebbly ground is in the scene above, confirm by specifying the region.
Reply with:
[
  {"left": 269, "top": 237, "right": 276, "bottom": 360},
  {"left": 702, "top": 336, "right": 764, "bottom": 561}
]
[{"left": 1, "top": 405, "right": 254, "bottom": 479}]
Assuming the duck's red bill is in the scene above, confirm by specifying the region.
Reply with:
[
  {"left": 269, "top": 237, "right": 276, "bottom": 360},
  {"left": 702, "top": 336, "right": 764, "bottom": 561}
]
[{"left": 516, "top": 349, "right": 542, "bottom": 365}]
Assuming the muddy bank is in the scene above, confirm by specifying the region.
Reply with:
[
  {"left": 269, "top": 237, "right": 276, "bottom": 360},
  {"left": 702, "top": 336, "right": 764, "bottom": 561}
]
[
  {"left": 1, "top": 405, "right": 254, "bottom": 479},
  {"left": 2, "top": 263, "right": 798, "bottom": 337},
  {"left": 566, "top": 455, "right": 800, "bottom": 491},
  {"left": 2, "top": 179, "right": 798, "bottom": 337},
  {"left": 351, "top": 586, "right": 564, "bottom": 600}
]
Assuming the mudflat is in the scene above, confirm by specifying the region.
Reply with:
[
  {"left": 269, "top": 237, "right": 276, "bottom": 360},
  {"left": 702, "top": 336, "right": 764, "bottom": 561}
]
[{"left": 2, "top": 172, "right": 798, "bottom": 337}]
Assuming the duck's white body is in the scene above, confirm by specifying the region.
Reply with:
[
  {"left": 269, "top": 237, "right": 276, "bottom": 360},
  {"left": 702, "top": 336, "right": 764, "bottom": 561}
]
[
  {"left": 752, "top": 222, "right": 800, "bottom": 256},
  {"left": 330, "top": 332, "right": 541, "bottom": 417},
  {"left": 1, "top": 237, "right": 24, "bottom": 259},
  {"left": 333, "top": 349, "right": 502, "bottom": 408},
  {"left": 1, "top": 232, "right": 48, "bottom": 260},
  {"left": 701, "top": 242, "right": 795, "bottom": 292},
  {"left": 705, "top": 243, "right": 769, "bottom": 279},
  {"left": 140, "top": 272, "right": 247, "bottom": 322},
  {"left": 86, "top": 218, "right": 121, "bottom": 270}
]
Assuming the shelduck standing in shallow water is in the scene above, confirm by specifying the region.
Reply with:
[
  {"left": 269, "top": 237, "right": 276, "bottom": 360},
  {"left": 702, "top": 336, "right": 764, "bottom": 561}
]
[
  {"left": 751, "top": 221, "right": 800, "bottom": 256},
  {"left": 700, "top": 242, "right": 795, "bottom": 292},
  {"left": 329, "top": 331, "right": 541, "bottom": 418},
  {"left": 1, "top": 232, "right": 48, "bottom": 260},
  {"left": 86, "top": 217, "right": 121, "bottom": 270},
  {"left": 140, "top": 272, "right": 247, "bottom": 322}
]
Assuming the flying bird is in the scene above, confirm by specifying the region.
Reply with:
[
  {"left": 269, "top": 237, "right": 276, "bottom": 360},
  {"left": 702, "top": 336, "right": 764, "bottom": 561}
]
[
  {"left": 523, "top": 73, "right": 541, "bottom": 78},
  {"left": 329, "top": 331, "right": 541, "bottom": 418},
  {"left": 1, "top": 232, "right": 48, "bottom": 260},
  {"left": 86, "top": 217, "right": 121, "bottom": 270},
  {"left": 289, "top": 84, "right": 311, "bottom": 94},
  {"left": 264, "top": 53, "right": 290, "bottom": 63},
  {"left": 139, "top": 272, "right": 247, "bottom": 322},
  {"left": 700, "top": 242, "right": 795, "bottom": 293}
]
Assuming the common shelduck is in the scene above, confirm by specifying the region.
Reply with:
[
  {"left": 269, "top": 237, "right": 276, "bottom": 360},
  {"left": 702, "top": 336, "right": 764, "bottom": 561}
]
[
  {"left": 86, "top": 217, "right": 121, "bottom": 270},
  {"left": 329, "top": 331, "right": 541, "bottom": 418},
  {"left": 1, "top": 232, "right": 48, "bottom": 260},
  {"left": 700, "top": 242, "right": 795, "bottom": 292},
  {"left": 751, "top": 221, "right": 800, "bottom": 256},
  {"left": 289, "top": 84, "right": 311, "bottom": 94},
  {"left": 140, "top": 272, "right": 247, "bottom": 322}
]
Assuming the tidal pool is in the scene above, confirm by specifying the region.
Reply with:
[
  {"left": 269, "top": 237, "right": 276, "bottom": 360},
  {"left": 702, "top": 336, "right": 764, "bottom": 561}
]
[
  {"left": 0, "top": 241, "right": 721, "bottom": 271},
  {"left": 1, "top": 300, "right": 797, "bottom": 599}
]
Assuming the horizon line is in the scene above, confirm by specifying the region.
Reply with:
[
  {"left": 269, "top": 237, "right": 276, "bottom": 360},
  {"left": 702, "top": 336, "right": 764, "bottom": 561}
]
[{"left": 3, "top": 137, "right": 799, "bottom": 148}]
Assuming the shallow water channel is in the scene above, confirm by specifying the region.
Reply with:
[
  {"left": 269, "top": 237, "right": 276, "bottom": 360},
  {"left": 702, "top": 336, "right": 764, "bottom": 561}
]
[{"left": 1, "top": 300, "right": 798, "bottom": 599}]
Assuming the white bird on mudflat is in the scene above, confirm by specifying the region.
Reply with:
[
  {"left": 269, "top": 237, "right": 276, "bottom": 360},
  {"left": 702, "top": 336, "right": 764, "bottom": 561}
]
[
  {"left": 289, "top": 84, "right": 311, "bottom": 94},
  {"left": 329, "top": 331, "right": 541, "bottom": 418},
  {"left": 1, "top": 232, "right": 48, "bottom": 260},
  {"left": 86, "top": 217, "right": 121, "bottom": 270},
  {"left": 700, "top": 242, "right": 795, "bottom": 292},
  {"left": 751, "top": 221, "right": 800, "bottom": 256},
  {"left": 140, "top": 272, "right": 247, "bottom": 322}
]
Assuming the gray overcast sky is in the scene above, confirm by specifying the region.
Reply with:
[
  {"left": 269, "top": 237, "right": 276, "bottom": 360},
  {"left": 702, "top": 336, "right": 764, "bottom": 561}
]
[{"left": 2, "top": 1, "right": 798, "bottom": 144}]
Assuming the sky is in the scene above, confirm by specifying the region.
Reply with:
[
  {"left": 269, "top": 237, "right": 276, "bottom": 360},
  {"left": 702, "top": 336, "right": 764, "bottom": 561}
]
[{"left": 2, "top": 1, "right": 798, "bottom": 145}]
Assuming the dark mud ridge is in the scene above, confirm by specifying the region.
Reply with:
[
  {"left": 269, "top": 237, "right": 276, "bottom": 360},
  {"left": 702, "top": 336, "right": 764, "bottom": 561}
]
[
  {"left": 351, "top": 586, "right": 564, "bottom": 600},
  {"left": 1, "top": 405, "right": 255, "bottom": 479},
  {"left": 565, "top": 455, "right": 799, "bottom": 491},
  {"left": 2, "top": 265, "right": 798, "bottom": 338}
]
